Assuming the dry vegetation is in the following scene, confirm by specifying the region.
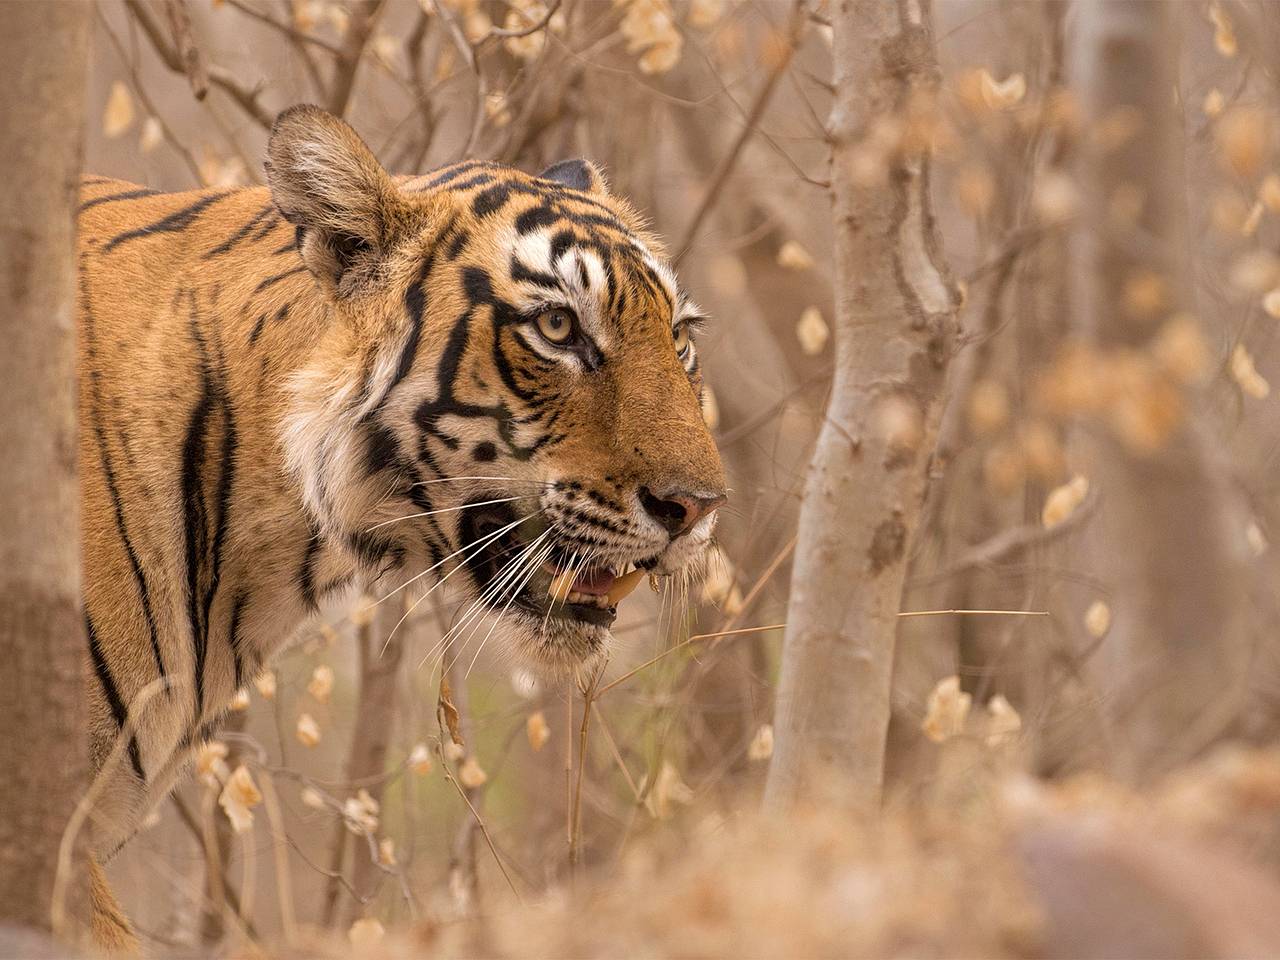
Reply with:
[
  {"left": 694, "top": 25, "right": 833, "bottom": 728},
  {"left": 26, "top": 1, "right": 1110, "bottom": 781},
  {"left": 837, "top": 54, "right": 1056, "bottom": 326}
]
[{"left": 9, "top": 0, "right": 1280, "bottom": 956}]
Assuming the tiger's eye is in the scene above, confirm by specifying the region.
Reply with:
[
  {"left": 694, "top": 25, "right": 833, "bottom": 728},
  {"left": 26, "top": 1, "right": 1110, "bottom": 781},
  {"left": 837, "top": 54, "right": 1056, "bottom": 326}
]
[
  {"left": 673, "top": 323, "right": 691, "bottom": 354},
  {"left": 536, "top": 307, "right": 575, "bottom": 344}
]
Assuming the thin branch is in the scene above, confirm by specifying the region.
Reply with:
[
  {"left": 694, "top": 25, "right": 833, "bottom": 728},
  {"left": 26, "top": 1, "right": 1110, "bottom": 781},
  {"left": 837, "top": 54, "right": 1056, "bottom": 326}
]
[
  {"left": 164, "top": 0, "right": 209, "bottom": 100},
  {"left": 674, "top": 0, "right": 809, "bottom": 265},
  {"left": 478, "top": 0, "right": 563, "bottom": 41},
  {"left": 125, "top": 0, "right": 273, "bottom": 130},
  {"left": 224, "top": 0, "right": 345, "bottom": 56},
  {"left": 597, "top": 623, "right": 787, "bottom": 698}
]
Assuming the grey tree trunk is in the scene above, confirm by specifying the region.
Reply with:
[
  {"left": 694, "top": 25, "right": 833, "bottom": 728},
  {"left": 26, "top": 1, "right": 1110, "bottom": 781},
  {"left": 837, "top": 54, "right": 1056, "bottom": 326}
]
[
  {"left": 765, "top": 0, "right": 958, "bottom": 811},
  {"left": 1072, "top": 1, "right": 1250, "bottom": 777},
  {"left": 0, "top": 0, "right": 91, "bottom": 938}
]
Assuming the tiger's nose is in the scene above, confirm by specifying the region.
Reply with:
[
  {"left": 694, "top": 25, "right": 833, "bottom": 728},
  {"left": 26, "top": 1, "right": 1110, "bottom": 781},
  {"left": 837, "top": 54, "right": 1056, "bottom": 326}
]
[{"left": 639, "top": 487, "right": 727, "bottom": 538}]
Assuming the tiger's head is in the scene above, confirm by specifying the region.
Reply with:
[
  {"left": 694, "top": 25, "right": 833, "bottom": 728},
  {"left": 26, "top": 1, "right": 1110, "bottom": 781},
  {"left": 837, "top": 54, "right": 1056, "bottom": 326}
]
[{"left": 268, "top": 105, "right": 726, "bottom": 673}]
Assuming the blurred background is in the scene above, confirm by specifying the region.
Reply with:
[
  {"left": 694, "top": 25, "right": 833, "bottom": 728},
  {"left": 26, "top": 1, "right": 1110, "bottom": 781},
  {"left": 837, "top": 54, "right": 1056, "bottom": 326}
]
[{"left": 73, "top": 0, "right": 1280, "bottom": 954}]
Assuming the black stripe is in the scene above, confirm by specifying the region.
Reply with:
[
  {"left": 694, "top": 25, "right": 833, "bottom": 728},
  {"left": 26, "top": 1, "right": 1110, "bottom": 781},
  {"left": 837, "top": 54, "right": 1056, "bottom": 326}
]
[
  {"left": 298, "top": 533, "right": 322, "bottom": 612},
  {"left": 253, "top": 265, "right": 307, "bottom": 293},
  {"left": 79, "top": 188, "right": 160, "bottom": 212},
  {"left": 201, "top": 204, "right": 274, "bottom": 259},
  {"left": 81, "top": 271, "right": 167, "bottom": 682},
  {"left": 181, "top": 382, "right": 214, "bottom": 718},
  {"left": 104, "top": 192, "right": 232, "bottom": 252},
  {"left": 86, "top": 612, "right": 146, "bottom": 782},
  {"left": 228, "top": 592, "right": 248, "bottom": 691},
  {"left": 90, "top": 397, "right": 167, "bottom": 681}
]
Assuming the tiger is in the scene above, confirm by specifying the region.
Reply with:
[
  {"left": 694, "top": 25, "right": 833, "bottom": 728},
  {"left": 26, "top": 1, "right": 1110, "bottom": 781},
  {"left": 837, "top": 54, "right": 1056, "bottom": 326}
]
[{"left": 76, "top": 103, "right": 726, "bottom": 947}]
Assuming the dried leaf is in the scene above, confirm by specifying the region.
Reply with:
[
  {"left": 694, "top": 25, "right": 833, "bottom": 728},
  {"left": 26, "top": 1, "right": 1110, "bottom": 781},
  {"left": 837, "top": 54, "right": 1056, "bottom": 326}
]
[
  {"left": 300, "top": 786, "right": 326, "bottom": 810},
  {"left": 1231, "top": 344, "right": 1271, "bottom": 399},
  {"left": 1247, "top": 521, "right": 1269, "bottom": 557},
  {"left": 1231, "top": 251, "right": 1280, "bottom": 294},
  {"left": 1264, "top": 289, "right": 1280, "bottom": 319},
  {"left": 643, "top": 761, "right": 694, "bottom": 819},
  {"left": 218, "top": 765, "right": 262, "bottom": 833},
  {"left": 438, "top": 677, "right": 464, "bottom": 747},
  {"left": 296, "top": 712, "right": 321, "bottom": 747},
  {"left": 687, "top": 0, "right": 723, "bottom": 29},
  {"left": 1261, "top": 174, "right": 1280, "bottom": 212},
  {"left": 458, "top": 755, "right": 488, "bottom": 789},
  {"left": 228, "top": 688, "right": 250, "bottom": 711},
  {"left": 978, "top": 69, "right": 1026, "bottom": 111},
  {"left": 378, "top": 837, "right": 397, "bottom": 866},
  {"left": 348, "top": 918, "right": 385, "bottom": 946},
  {"left": 138, "top": 116, "right": 164, "bottom": 154},
  {"left": 254, "top": 670, "right": 276, "bottom": 700},
  {"left": 747, "top": 724, "right": 774, "bottom": 761},
  {"left": 985, "top": 695, "right": 1022, "bottom": 747},
  {"left": 526, "top": 710, "right": 551, "bottom": 751},
  {"left": 1243, "top": 201, "right": 1265, "bottom": 237},
  {"left": 409, "top": 742, "right": 433, "bottom": 775},
  {"left": 1216, "top": 106, "right": 1271, "bottom": 179},
  {"left": 967, "top": 380, "right": 1009, "bottom": 435},
  {"left": 776, "top": 240, "right": 815, "bottom": 271},
  {"left": 921, "top": 676, "right": 971, "bottom": 743},
  {"left": 1203, "top": 88, "right": 1225, "bottom": 118},
  {"left": 796, "top": 306, "right": 830, "bottom": 355},
  {"left": 308, "top": 664, "right": 334, "bottom": 704},
  {"left": 1209, "top": 4, "right": 1238, "bottom": 58},
  {"left": 103, "top": 82, "right": 135, "bottom": 139},
  {"left": 343, "top": 789, "right": 380, "bottom": 834},
  {"left": 1032, "top": 170, "right": 1079, "bottom": 224},
  {"left": 1042, "top": 474, "right": 1089, "bottom": 529},
  {"left": 1152, "top": 313, "right": 1211, "bottom": 385},
  {"left": 1084, "top": 600, "right": 1111, "bottom": 639},
  {"left": 196, "top": 741, "right": 229, "bottom": 788}
]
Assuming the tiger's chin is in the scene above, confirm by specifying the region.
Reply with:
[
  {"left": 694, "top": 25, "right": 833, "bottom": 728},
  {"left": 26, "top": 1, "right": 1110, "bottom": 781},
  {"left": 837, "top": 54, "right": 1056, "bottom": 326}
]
[{"left": 456, "top": 501, "right": 712, "bottom": 677}]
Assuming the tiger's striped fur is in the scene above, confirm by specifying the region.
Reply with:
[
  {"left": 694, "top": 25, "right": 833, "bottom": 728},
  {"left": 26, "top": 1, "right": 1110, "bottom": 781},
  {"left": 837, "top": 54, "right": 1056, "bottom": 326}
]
[{"left": 76, "top": 104, "right": 725, "bottom": 907}]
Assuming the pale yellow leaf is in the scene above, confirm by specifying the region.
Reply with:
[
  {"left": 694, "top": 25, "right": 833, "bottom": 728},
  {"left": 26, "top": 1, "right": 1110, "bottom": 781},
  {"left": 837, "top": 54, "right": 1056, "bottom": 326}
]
[
  {"left": 343, "top": 789, "right": 380, "bottom": 834},
  {"left": 254, "top": 670, "right": 276, "bottom": 700},
  {"left": 1247, "top": 521, "right": 1269, "bottom": 557},
  {"left": 138, "top": 116, "right": 164, "bottom": 154},
  {"left": 921, "top": 675, "right": 971, "bottom": 743},
  {"left": 1209, "top": 3, "right": 1238, "bottom": 57},
  {"left": 348, "top": 918, "right": 385, "bottom": 946},
  {"left": 1260, "top": 174, "right": 1280, "bottom": 212},
  {"left": 700, "top": 384, "right": 719, "bottom": 431},
  {"left": 747, "top": 723, "right": 773, "bottom": 761},
  {"left": 296, "top": 712, "right": 321, "bottom": 747},
  {"left": 300, "top": 786, "right": 326, "bottom": 810},
  {"left": 408, "top": 742, "right": 433, "bottom": 775},
  {"left": 796, "top": 306, "right": 829, "bottom": 355},
  {"left": 1231, "top": 344, "right": 1270, "bottom": 398},
  {"left": 526, "top": 711, "right": 551, "bottom": 752},
  {"left": 308, "top": 664, "right": 334, "bottom": 704},
  {"left": 378, "top": 837, "right": 397, "bottom": 866},
  {"left": 196, "top": 740, "right": 229, "bottom": 788},
  {"left": 1084, "top": 600, "right": 1111, "bottom": 639},
  {"left": 978, "top": 69, "right": 1026, "bottom": 111},
  {"left": 1263, "top": 289, "right": 1280, "bottom": 319},
  {"left": 218, "top": 765, "right": 262, "bottom": 834},
  {"left": 1041, "top": 474, "right": 1089, "bottom": 529},
  {"left": 967, "top": 379, "right": 1009, "bottom": 435},
  {"left": 776, "top": 240, "right": 815, "bottom": 272},
  {"left": 458, "top": 755, "right": 488, "bottom": 788},
  {"left": 1203, "top": 88, "right": 1225, "bottom": 118},
  {"left": 228, "top": 688, "right": 250, "bottom": 711},
  {"left": 985, "top": 695, "right": 1022, "bottom": 747},
  {"left": 103, "top": 82, "right": 135, "bottom": 139}
]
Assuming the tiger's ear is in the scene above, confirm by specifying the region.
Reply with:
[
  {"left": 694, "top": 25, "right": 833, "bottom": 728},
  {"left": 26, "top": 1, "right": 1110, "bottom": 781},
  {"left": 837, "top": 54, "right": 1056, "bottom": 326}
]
[
  {"left": 265, "top": 104, "right": 411, "bottom": 297},
  {"left": 538, "top": 159, "right": 607, "bottom": 194}
]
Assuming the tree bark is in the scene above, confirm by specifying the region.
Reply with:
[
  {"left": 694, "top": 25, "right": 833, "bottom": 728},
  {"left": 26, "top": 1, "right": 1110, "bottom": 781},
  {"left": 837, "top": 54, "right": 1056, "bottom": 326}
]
[
  {"left": 765, "top": 0, "right": 958, "bottom": 811},
  {"left": 0, "top": 1, "right": 91, "bottom": 939},
  {"left": 1071, "top": 1, "right": 1250, "bottom": 778}
]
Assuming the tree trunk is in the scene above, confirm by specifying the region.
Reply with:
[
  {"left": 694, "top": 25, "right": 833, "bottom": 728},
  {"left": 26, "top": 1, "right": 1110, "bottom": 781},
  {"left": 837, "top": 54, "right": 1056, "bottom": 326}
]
[
  {"left": 765, "top": 0, "right": 958, "bottom": 811},
  {"left": 1071, "top": 0, "right": 1250, "bottom": 778},
  {"left": 0, "top": 1, "right": 91, "bottom": 939}
]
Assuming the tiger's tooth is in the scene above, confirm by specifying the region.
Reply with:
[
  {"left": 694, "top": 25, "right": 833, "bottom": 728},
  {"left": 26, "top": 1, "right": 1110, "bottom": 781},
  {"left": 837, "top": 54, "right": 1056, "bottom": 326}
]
[
  {"left": 548, "top": 569, "right": 575, "bottom": 603},
  {"left": 606, "top": 568, "right": 646, "bottom": 606}
]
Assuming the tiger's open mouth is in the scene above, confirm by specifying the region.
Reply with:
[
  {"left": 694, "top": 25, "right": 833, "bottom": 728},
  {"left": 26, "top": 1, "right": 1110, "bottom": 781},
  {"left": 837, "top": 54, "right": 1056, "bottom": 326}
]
[{"left": 459, "top": 502, "right": 652, "bottom": 632}]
